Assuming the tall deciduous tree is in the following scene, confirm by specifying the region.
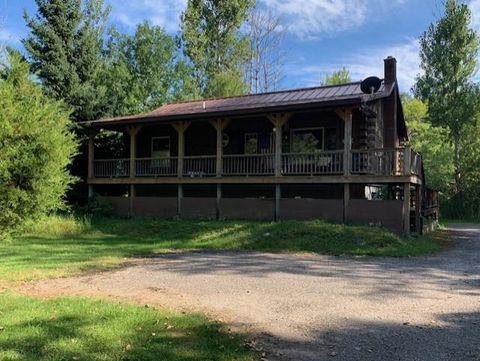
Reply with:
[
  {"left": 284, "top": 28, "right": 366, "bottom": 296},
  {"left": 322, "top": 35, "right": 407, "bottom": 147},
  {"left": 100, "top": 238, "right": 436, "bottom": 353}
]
[
  {"left": 23, "top": 0, "right": 110, "bottom": 121},
  {"left": 246, "top": 7, "right": 286, "bottom": 93},
  {"left": 414, "top": 0, "right": 479, "bottom": 193},
  {"left": 402, "top": 95, "right": 454, "bottom": 194},
  {"left": 322, "top": 68, "right": 352, "bottom": 86},
  {"left": 180, "top": 0, "right": 254, "bottom": 97},
  {"left": 0, "top": 54, "right": 77, "bottom": 236},
  {"left": 103, "top": 22, "right": 199, "bottom": 116}
]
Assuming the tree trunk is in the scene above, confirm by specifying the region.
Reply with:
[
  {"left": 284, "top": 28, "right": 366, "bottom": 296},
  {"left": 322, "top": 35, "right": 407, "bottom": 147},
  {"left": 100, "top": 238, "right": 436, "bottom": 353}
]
[{"left": 453, "top": 128, "right": 462, "bottom": 193}]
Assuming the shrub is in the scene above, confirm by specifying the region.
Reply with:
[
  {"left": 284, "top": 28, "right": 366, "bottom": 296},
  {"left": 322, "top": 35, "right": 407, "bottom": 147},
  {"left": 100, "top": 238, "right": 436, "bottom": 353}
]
[
  {"left": 75, "top": 197, "right": 115, "bottom": 218},
  {"left": 0, "top": 54, "right": 77, "bottom": 237}
]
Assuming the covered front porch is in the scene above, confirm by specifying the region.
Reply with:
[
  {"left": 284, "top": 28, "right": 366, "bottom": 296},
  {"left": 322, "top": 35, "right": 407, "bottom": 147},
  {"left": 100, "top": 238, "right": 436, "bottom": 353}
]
[{"left": 87, "top": 108, "right": 423, "bottom": 181}]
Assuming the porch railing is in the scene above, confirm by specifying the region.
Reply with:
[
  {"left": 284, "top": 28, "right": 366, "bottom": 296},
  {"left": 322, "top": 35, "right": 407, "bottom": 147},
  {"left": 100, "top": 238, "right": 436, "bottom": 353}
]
[
  {"left": 183, "top": 156, "right": 216, "bottom": 177},
  {"left": 223, "top": 153, "right": 275, "bottom": 176},
  {"left": 282, "top": 151, "right": 344, "bottom": 175},
  {"left": 93, "top": 159, "right": 130, "bottom": 178},
  {"left": 351, "top": 148, "right": 405, "bottom": 176},
  {"left": 136, "top": 157, "right": 178, "bottom": 177},
  {"left": 92, "top": 148, "right": 423, "bottom": 178}
]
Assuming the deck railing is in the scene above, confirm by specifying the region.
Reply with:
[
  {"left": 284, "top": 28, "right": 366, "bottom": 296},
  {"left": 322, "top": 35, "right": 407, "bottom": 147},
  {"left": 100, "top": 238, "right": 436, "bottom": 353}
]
[
  {"left": 92, "top": 148, "right": 423, "bottom": 178},
  {"left": 281, "top": 151, "right": 344, "bottom": 175},
  {"left": 351, "top": 148, "right": 405, "bottom": 176},
  {"left": 136, "top": 157, "right": 178, "bottom": 177},
  {"left": 410, "top": 151, "right": 423, "bottom": 176},
  {"left": 183, "top": 156, "right": 216, "bottom": 177},
  {"left": 93, "top": 159, "right": 130, "bottom": 178},
  {"left": 223, "top": 153, "right": 275, "bottom": 176}
]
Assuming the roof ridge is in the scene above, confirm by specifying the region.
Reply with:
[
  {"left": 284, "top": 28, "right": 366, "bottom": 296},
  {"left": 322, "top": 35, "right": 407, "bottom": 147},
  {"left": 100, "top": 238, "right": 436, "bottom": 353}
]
[{"left": 155, "top": 81, "right": 366, "bottom": 109}]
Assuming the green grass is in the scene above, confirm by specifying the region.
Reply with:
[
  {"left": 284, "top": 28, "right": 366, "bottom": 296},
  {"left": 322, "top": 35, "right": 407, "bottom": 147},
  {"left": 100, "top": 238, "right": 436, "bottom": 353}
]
[
  {"left": 442, "top": 218, "right": 480, "bottom": 225},
  {"left": 0, "top": 292, "right": 255, "bottom": 361},
  {"left": 0, "top": 215, "right": 446, "bottom": 283}
]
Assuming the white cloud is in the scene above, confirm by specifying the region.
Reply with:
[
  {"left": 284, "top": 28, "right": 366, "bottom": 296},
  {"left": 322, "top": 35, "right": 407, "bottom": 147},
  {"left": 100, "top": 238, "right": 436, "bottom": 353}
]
[
  {"left": 259, "top": 0, "right": 406, "bottom": 39},
  {"left": 110, "top": 0, "right": 187, "bottom": 33},
  {"left": 109, "top": 0, "right": 405, "bottom": 38},
  {"left": 290, "top": 39, "right": 421, "bottom": 91}
]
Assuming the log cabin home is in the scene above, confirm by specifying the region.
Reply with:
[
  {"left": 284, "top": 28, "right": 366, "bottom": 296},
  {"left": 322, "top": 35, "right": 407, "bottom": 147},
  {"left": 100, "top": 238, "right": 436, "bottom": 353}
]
[{"left": 82, "top": 57, "right": 439, "bottom": 235}]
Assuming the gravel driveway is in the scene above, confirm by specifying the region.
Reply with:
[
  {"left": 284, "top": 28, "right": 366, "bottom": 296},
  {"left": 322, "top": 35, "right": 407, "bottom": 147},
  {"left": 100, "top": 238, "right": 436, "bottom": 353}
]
[{"left": 23, "top": 225, "right": 480, "bottom": 361}]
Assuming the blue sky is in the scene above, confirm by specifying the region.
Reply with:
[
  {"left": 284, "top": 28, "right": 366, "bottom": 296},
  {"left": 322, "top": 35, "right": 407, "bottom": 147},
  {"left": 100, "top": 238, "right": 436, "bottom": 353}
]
[{"left": 1, "top": 0, "right": 479, "bottom": 93}]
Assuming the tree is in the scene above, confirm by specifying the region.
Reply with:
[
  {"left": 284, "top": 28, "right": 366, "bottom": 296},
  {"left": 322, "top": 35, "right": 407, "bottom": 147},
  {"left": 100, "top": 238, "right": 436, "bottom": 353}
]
[
  {"left": 246, "top": 7, "right": 286, "bottom": 93},
  {"left": 322, "top": 68, "right": 352, "bottom": 86},
  {"left": 0, "top": 54, "right": 77, "bottom": 236},
  {"left": 102, "top": 22, "right": 199, "bottom": 117},
  {"left": 458, "top": 121, "right": 480, "bottom": 218},
  {"left": 23, "top": 0, "right": 110, "bottom": 121},
  {"left": 180, "top": 0, "right": 254, "bottom": 97},
  {"left": 414, "top": 0, "right": 479, "bottom": 193},
  {"left": 402, "top": 95, "right": 454, "bottom": 194}
]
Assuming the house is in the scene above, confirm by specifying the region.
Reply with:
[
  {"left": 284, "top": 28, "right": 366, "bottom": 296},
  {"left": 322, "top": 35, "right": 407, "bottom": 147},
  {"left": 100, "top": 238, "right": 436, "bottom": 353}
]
[{"left": 82, "top": 57, "right": 439, "bottom": 235}]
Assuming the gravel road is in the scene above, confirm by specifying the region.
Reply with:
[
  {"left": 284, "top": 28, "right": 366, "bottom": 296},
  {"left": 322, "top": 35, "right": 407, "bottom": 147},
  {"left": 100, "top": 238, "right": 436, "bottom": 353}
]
[{"left": 22, "top": 225, "right": 480, "bottom": 361}]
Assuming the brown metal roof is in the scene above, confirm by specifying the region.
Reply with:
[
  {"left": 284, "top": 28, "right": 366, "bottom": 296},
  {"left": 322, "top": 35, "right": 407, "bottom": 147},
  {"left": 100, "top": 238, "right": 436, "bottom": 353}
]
[{"left": 84, "top": 80, "right": 394, "bottom": 127}]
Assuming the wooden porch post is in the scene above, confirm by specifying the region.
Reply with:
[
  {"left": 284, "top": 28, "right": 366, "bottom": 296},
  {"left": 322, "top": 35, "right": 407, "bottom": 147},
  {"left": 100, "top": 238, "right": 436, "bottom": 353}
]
[
  {"left": 209, "top": 118, "right": 230, "bottom": 177},
  {"left": 216, "top": 183, "right": 222, "bottom": 220},
  {"left": 126, "top": 125, "right": 141, "bottom": 217},
  {"left": 87, "top": 129, "right": 97, "bottom": 199},
  {"left": 177, "top": 184, "right": 183, "bottom": 218},
  {"left": 403, "top": 145, "right": 412, "bottom": 176},
  {"left": 415, "top": 185, "right": 422, "bottom": 234},
  {"left": 172, "top": 122, "right": 191, "bottom": 178},
  {"left": 268, "top": 113, "right": 290, "bottom": 177},
  {"left": 403, "top": 182, "right": 411, "bottom": 235},
  {"left": 275, "top": 184, "right": 281, "bottom": 221},
  {"left": 343, "top": 184, "right": 350, "bottom": 224},
  {"left": 126, "top": 125, "right": 142, "bottom": 178},
  {"left": 336, "top": 108, "right": 353, "bottom": 176},
  {"left": 335, "top": 108, "right": 353, "bottom": 224}
]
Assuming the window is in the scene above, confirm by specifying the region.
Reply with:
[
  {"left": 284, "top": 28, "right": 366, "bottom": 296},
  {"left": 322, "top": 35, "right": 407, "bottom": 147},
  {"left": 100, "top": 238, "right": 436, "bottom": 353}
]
[
  {"left": 244, "top": 133, "right": 258, "bottom": 154},
  {"left": 291, "top": 128, "right": 324, "bottom": 153},
  {"left": 151, "top": 137, "right": 170, "bottom": 159}
]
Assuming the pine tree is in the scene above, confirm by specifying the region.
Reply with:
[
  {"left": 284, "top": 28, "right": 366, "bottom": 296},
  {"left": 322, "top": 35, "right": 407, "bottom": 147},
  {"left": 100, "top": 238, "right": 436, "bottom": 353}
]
[{"left": 23, "top": 0, "right": 110, "bottom": 121}]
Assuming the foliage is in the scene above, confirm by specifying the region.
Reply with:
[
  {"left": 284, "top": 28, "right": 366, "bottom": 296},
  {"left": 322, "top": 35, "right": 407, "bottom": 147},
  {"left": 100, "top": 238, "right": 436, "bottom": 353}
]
[
  {"left": 414, "top": 0, "right": 480, "bottom": 192},
  {"left": 0, "top": 293, "right": 255, "bottom": 361},
  {"left": 0, "top": 55, "right": 77, "bottom": 237},
  {"left": 180, "top": 0, "right": 254, "bottom": 97},
  {"left": 322, "top": 67, "right": 352, "bottom": 86},
  {"left": 102, "top": 22, "right": 200, "bottom": 116},
  {"left": 204, "top": 70, "right": 248, "bottom": 98},
  {"left": 23, "top": 0, "right": 111, "bottom": 122},
  {"left": 2, "top": 216, "right": 443, "bottom": 282},
  {"left": 75, "top": 197, "right": 114, "bottom": 217},
  {"left": 402, "top": 95, "right": 454, "bottom": 193}
]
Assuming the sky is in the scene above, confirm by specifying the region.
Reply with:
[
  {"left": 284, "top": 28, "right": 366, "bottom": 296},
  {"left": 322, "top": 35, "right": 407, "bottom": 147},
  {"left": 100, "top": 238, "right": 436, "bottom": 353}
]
[{"left": 1, "top": 0, "right": 479, "bottom": 93}]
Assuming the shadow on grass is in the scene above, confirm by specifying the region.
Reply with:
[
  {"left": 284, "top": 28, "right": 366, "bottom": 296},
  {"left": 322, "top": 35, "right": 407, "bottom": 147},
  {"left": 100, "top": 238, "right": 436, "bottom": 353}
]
[
  {"left": 0, "top": 293, "right": 255, "bottom": 361},
  {"left": 0, "top": 218, "right": 460, "bottom": 282}
]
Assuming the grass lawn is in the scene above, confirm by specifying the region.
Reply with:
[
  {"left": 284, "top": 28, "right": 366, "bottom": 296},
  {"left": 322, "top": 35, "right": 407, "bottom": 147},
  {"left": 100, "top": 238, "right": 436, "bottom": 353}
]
[
  {"left": 442, "top": 219, "right": 480, "bottom": 225},
  {"left": 0, "top": 292, "right": 255, "bottom": 361},
  {"left": 0, "top": 216, "right": 446, "bottom": 283}
]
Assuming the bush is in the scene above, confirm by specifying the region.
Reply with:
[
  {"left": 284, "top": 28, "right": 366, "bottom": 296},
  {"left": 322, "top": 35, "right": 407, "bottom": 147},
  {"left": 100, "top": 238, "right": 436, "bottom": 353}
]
[
  {"left": 0, "top": 54, "right": 77, "bottom": 237},
  {"left": 75, "top": 197, "right": 115, "bottom": 218}
]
